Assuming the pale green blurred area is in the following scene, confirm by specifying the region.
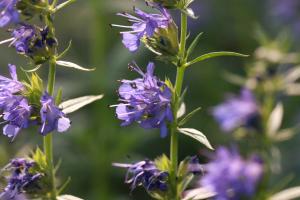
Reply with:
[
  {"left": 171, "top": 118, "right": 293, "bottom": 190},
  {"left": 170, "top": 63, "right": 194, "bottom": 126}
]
[{"left": 0, "top": 0, "right": 300, "bottom": 199}]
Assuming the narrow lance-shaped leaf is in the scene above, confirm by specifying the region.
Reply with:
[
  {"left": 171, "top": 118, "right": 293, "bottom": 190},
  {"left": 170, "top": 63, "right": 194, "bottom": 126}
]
[
  {"left": 186, "top": 32, "right": 203, "bottom": 59},
  {"left": 56, "top": 60, "right": 95, "bottom": 71},
  {"left": 270, "top": 186, "right": 300, "bottom": 200},
  {"left": 179, "top": 107, "right": 201, "bottom": 126},
  {"left": 59, "top": 94, "right": 104, "bottom": 114},
  {"left": 177, "top": 102, "right": 186, "bottom": 119},
  {"left": 185, "top": 52, "right": 248, "bottom": 68},
  {"left": 57, "top": 40, "right": 72, "bottom": 59},
  {"left": 57, "top": 195, "right": 83, "bottom": 200},
  {"left": 267, "top": 102, "right": 283, "bottom": 137},
  {"left": 183, "top": 187, "right": 216, "bottom": 200},
  {"left": 178, "top": 128, "right": 213, "bottom": 150}
]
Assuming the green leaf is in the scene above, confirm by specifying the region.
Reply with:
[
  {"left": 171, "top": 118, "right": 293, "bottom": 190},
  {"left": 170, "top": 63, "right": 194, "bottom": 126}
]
[
  {"left": 56, "top": 60, "right": 95, "bottom": 71},
  {"left": 179, "top": 107, "right": 201, "bottom": 126},
  {"left": 59, "top": 94, "right": 104, "bottom": 114},
  {"left": 177, "top": 102, "right": 186, "bottom": 119},
  {"left": 186, "top": 32, "right": 203, "bottom": 58},
  {"left": 57, "top": 195, "right": 83, "bottom": 200},
  {"left": 55, "top": 88, "right": 63, "bottom": 105},
  {"left": 178, "top": 128, "right": 214, "bottom": 150},
  {"left": 185, "top": 52, "right": 249, "bottom": 67},
  {"left": 31, "top": 147, "right": 47, "bottom": 171},
  {"left": 183, "top": 187, "right": 216, "bottom": 200},
  {"left": 154, "top": 154, "right": 171, "bottom": 172},
  {"left": 57, "top": 40, "right": 72, "bottom": 59},
  {"left": 270, "top": 186, "right": 300, "bottom": 200}
]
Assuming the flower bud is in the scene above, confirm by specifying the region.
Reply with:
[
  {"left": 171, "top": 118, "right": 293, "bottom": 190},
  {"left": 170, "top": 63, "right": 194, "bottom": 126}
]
[{"left": 142, "top": 22, "right": 179, "bottom": 62}]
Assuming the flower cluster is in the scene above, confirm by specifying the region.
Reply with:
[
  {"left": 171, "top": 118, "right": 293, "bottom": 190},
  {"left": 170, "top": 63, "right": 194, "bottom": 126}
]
[
  {"left": 212, "top": 89, "right": 260, "bottom": 132},
  {"left": 112, "top": 4, "right": 172, "bottom": 52},
  {"left": 113, "top": 160, "right": 168, "bottom": 192},
  {"left": 0, "top": 158, "right": 41, "bottom": 199},
  {"left": 115, "top": 62, "right": 173, "bottom": 137},
  {"left": 201, "top": 147, "right": 263, "bottom": 200},
  {"left": 0, "top": 64, "right": 70, "bottom": 139}
]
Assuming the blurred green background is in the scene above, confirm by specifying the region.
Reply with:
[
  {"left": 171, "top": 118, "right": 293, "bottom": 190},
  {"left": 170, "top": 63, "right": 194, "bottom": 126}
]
[{"left": 0, "top": 0, "right": 300, "bottom": 199}]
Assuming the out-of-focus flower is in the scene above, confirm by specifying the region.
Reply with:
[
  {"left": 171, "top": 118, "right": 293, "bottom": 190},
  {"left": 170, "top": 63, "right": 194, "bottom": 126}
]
[
  {"left": 212, "top": 89, "right": 259, "bottom": 132},
  {"left": 39, "top": 92, "right": 70, "bottom": 135},
  {"left": 111, "top": 5, "right": 172, "bottom": 52},
  {"left": 201, "top": 147, "right": 263, "bottom": 200},
  {"left": 269, "top": 0, "right": 300, "bottom": 36},
  {"left": 114, "top": 62, "right": 173, "bottom": 137},
  {"left": 113, "top": 160, "right": 168, "bottom": 192},
  {"left": 0, "top": 0, "right": 19, "bottom": 27},
  {"left": 0, "top": 158, "right": 41, "bottom": 199}
]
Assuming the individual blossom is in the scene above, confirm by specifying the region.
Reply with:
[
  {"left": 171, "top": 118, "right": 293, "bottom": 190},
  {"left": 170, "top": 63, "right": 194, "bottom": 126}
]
[
  {"left": 201, "top": 147, "right": 263, "bottom": 200},
  {"left": 2, "top": 97, "right": 31, "bottom": 139},
  {"left": 212, "top": 89, "right": 259, "bottom": 133},
  {"left": 114, "top": 62, "right": 173, "bottom": 137},
  {"left": 0, "top": 0, "right": 19, "bottom": 27},
  {"left": 39, "top": 92, "right": 71, "bottom": 135},
  {"left": 111, "top": 5, "right": 172, "bottom": 52},
  {"left": 0, "top": 64, "right": 30, "bottom": 139},
  {"left": 0, "top": 64, "right": 24, "bottom": 95},
  {"left": 113, "top": 160, "right": 168, "bottom": 192},
  {"left": 0, "top": 158, "right": 41, "bottom": 199}
]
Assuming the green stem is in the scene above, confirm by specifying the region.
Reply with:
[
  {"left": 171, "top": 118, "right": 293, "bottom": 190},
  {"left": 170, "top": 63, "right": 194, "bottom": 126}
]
[
  {"left": 169, "top": 12, "right": 188, "bottom": 200},
  {"left": 43, "top": 13, "right": 57, "bottom": 200}
]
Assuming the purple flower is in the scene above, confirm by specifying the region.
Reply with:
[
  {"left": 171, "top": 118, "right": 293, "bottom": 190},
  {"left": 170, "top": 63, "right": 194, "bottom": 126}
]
[
  {"left": 0, "top": 65, "right": 30, "bottom": 139},
  {"left": 113, "top": 160, "right": 168, "bottom": 192},
  {"left": 212, "top": 89, "right": 259, "bottom": 132},
  {"left": 3, "top": 98, "right": 31, "bottom": 139},
  {"left": 0, "top": 0, "right": 19, "bottom": 27},
  {"left": 114, "top": 62, "right": 173, "bottom": 137},
  {"left": 269, "top": 0, "right": 300, "bottom": 36},
  {"left": 0, "top": 64, "right": 24, "bottom": 95},
  {"left": 39, "top": 92, "right": 70, "bottom": 135},
  {"left": 201, "top": 147, "right": 263, "bottom": 200},
  {"left": 112, "top": 5, "right": 171, "bottom": 52},
  {"left": 0, "top": 158, "right": 41, "bottom": 199},
  {"left": 10, "top": 24, "right": 36, "bottom": 54}
]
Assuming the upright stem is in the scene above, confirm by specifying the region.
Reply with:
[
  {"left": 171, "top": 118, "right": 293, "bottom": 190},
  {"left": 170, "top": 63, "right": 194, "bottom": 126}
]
[
  {"left": 44, "top": 58, "right": 57, "bottom": 200},
  {"left": 169, "top": 12, "right": 188, "bottom": 200},
  {"left": 43, "top": 12, "right": 57, "bottom": 200}
]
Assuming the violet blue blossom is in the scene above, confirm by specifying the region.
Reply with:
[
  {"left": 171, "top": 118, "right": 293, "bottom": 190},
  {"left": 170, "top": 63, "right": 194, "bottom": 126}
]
[
  {"left": 0, "top": 0, "right": 19, "bottom": 27},
  {"left": 212, "top": 89, "right": 259, "bottom": 133},
  {"left": 0, "top": 158, "right": 41, "bottom": 199},
  {"left": 39, "top": 92, "right": 70, "bottom": 135},
  {"left": 201, "top": 147, "right": 263, "bottom": 200},
  {"left": 113, "top": 160, "right": 168, "bottom": 192},
  {"left": 112, "top": 5, "right": 172, "bottom": 52},
  {"left": 114, "top": 62, "right": 173, "bottom": 137},
  {"left": 3, "top": 98, "right": 31, "bottom": 139},
  {"left": 10, "top": 24, "right": 36, "bottom": 54},
  {"left": 0, "top": 64, "right": 24, "bottom": 95}
]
